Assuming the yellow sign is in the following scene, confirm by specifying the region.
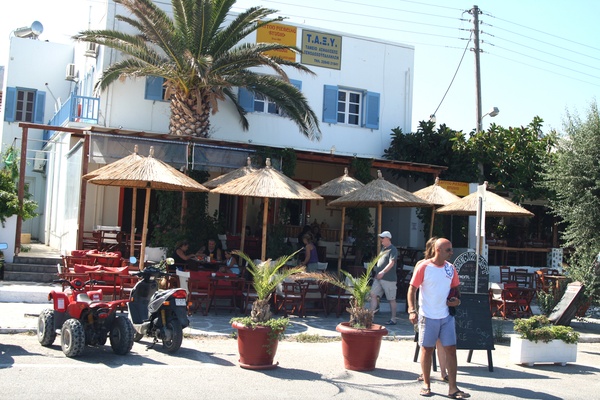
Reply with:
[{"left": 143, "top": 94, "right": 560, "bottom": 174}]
[
  {"left": 301, "top": 29, "right": 342, "bottom": 70},
  {"left": 256, "top": 22, "right": 297, "bottom": 62},
  {"left": 439, "top": 180, "right": 470, "bottom": 197}
]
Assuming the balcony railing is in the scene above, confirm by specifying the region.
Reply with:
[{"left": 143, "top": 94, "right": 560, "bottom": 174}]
[{"left": 44, "top": 94, "right": 99, "bottom": 141}]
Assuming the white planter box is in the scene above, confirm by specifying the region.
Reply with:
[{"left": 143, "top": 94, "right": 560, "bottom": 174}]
[{"left": 510, "top": 336, "right": 577, "bottom": 366}]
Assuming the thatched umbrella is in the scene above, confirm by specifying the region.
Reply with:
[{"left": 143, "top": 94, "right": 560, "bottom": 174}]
[
  {"left": 211, "top": 158, "right": 323, "bottom": 260},
  {"left": 413, "top": 177, "right": 461, "bottom": 237},
  {"left": 313, "top": 168, "right": 364, "bottom": 275},
  {"left": 83, "top": 145, "right": 143, "bottom": 257},
  {"left": 83, "top": 146, "right": 209, "bottom": 268},
  {"left": 204, "top": 157, "right": 257, "bottom": 254},
  {"left": 329, "top": 170, "right": 431, "bottom": 253},
  {"left": 435, "top": 190, "right": 534, "bottom": 217}
]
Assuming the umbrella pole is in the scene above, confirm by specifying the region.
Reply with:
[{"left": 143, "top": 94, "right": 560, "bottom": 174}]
[
  {"left": 261, "top": 197, "right": 268, "bottom": 260},
  {"left": 139, "top": 188, "right": 151, "bottom": 270},
  {"left": 377, "top": 204, "right": 382, "bottom": 254},
  {"left": 338, "top": 207, "right": 346, "bottom": 277},
  {"left": 240, "top": 197, "right": 247, "bottom": 253},
  {"left": 130, "top": 188, "right": 137, "bottom": 259},
  {"left": 429, "top": 206, "right": 436, "bottom": 238}
]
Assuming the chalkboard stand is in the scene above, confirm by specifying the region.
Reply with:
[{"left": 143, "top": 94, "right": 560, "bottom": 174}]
[{"left": 466, "top": 349, "right": 494, "bottom": 372}]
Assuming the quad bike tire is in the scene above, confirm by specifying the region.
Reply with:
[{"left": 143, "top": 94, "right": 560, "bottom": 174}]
[
  {"left": 163, "top": 318, "right": 183, "bottom": 353},
  {"left": 37, "top": 309, "right": 56, "bottom": 346},
  {"left": 61, "top": 319, "right": 85, "bottom": 357},
  {"left": 110, "top": 316, "right": 135, "bottom": 355}
]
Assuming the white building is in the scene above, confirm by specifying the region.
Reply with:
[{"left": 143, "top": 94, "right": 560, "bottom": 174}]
[{"left": 1, "top": 2, "right": 444, "bottom": 259}]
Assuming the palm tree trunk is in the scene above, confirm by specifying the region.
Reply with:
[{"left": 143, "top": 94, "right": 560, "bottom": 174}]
[{"left": 169, "top": 91, "right": 211, "bottom": 137}]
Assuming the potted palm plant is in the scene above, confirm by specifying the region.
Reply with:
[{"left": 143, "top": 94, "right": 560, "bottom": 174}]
[
  {"left": 319, "top": 255, "right": 388, "bottom": 371},
  {"left": 510, "top": 315, "right": 579, "bottom": 366},
  {"left": 230, "top": 250, "right": 304, "bottom": 370}
]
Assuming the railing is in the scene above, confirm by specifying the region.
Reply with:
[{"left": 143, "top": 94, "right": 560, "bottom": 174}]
[{"left": 44, "top": 94, "right": 100, "bottom": 141}]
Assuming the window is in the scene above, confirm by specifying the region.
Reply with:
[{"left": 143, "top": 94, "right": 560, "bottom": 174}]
[
  {"left": 3, "top": 87, "right": 46, "bottom": 123},
  {"left": 239, "top": 79, "right": 302, "bottom": 115},
  {"left": 145, "top": 76, "right": 166, "bottom": 101},
  {"left": 337, "top": 89, "right": 361, "bottom": 125},
  {"left": 323, "top": 85, "right": 380, "bottom": 129}
]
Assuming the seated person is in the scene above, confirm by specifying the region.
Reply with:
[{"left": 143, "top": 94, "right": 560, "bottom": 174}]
[
  {"left": 172, "top": 240, "right": 196, "bottom": 269},
  {"left": 197, "top": 238, "right": 223, "bottom": 261},
  {"left": 345, "top": 229, "right": 356, "bottom": 244},
  {"left": 219, "top": 249, "right": 240, "bottom": 275}
]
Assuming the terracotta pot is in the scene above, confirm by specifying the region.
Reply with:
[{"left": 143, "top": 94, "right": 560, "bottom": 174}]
[
  {"left": 336, "top": 322, "right": 388, "bottom": 371},
  {"left": 232, "top": 321, "right": 283, "bottom": 370}
]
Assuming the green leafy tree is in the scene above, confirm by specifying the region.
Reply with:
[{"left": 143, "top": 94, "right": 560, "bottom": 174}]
[
  {"left": 73, "top": 0, "right": 320, "bottom": 139},
  {"left": 464, "top": 117, "right": 557, "bottom": 203},
  {"left": 0, "top": 147, "right": 38, "bottom": 227},
  {"left": 542, "top": 101, "right": 600, "bottom": 303}
]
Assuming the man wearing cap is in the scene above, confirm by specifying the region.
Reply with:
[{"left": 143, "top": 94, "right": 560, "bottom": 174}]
[{"left": 369, "top": 231, "right": 398, "bottom": 325}]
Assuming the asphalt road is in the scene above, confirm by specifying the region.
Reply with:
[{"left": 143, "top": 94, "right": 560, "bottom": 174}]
[{"left": 1, "top": 332, "right": 599, "bottom": 400}]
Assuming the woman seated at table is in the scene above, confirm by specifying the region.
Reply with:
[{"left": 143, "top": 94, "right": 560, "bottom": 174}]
[
  {"left": 219, "top": 250, "right": 240, "bottom": 275},
  {"left": 299, "top": 233, "right": 319, "bottom": 271},
  {"left": 172, "top": 240, "right": 197, "bottom": 269},
  {"left": 197, "top": 238, "right": 223, "bottom": 261}
]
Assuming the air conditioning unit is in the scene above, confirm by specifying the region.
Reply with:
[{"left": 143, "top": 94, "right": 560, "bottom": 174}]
[
  {"left": 33, "top": 151, "right": 46, "bottom": 173},
  {"left": 84, "top": 42, "right": 98, "bottom": 58},
  {"left": 65, "top": 63, "right": 77, "bottom": 81}
]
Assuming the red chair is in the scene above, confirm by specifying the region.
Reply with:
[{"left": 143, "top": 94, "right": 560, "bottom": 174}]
[{"left": 188, "top": 278, "right": 210, "bottom": 315}]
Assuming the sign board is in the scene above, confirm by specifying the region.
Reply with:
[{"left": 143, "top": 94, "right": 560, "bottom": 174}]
[
  {"left": 454, "top": 251, "right": 489, "bottom": 294},
  {"left": 549, "top": 281, "right": 585, "bottom": 326},
  {"left": 256, "top": 22, "right": 297, "bottom": 62},
  {"left": 455, "top": 293, "right": 495, "bottom": 371},
  {"left": 301, "top": 30, "right": 342, "bottom": 70},
  {"left": 438, "top": 180, "right": 470, "bottom": 197}
]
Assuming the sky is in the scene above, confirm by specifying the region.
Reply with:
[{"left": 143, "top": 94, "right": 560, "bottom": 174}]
[{"left": 1, "top": 0, "right": 599, "bottom": 135}]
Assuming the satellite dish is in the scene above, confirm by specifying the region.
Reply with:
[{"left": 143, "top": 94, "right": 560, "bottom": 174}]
[{"left": 13, "top": 21, "right": 44, "bottom": 39}]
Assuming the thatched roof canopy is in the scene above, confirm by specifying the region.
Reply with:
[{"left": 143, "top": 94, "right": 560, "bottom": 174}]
[{"left": 313, "top": 167, "right": 364, "bottom": 198}]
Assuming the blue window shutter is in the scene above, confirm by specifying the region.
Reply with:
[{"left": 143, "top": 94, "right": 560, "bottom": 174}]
[
  {"left": 238, "top": 87, "right": 254, "bottom": 112},
  {"left": 364, "top": 91, "right": 380, "bottom": 129},
  {"left": 145, "top": 76, "right": 164, "bottom": 100},
  {"left": 323, "top": 85, "right": 338, "bottom": 124},
  {"left": 4, "top": 87, "right": 16, "bottom": 122},
  {"left": 289, "top": 79, "right": 302, "bottom": 90},
  {"left": 33, "top": 91, "right": 46, "bottom": 123}
]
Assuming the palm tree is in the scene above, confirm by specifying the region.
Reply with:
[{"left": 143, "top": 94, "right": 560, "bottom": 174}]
[{"left": 73, "top": 0, "right": 321, "bottom": 140}]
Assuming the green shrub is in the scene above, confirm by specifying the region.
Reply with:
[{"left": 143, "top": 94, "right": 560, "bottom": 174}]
[{"left": 513, "top": 315, "right": 579, "bottom": 344}]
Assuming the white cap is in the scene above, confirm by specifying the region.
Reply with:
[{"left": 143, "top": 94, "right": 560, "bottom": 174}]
[{"left": 379, "top": 231, "right": 392, "bottom": 239}]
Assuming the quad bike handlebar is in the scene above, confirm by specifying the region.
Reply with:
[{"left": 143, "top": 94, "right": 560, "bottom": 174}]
[{"left": 52, "top": 278, "right": 103, "bottom": 291}]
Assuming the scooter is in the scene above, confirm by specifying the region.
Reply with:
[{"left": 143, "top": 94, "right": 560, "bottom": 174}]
[
  {"left": 37, "top": 277, "right": 134, "bottom": 357},
  {"left": 128, "top": 264, "right": 189, "bottom": 353}
]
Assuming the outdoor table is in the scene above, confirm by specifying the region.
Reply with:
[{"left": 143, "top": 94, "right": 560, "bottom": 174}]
[
  {"left": 207, "top": 274, "right": 244, "bottom": 314},
  {"left": 86, "top": 251, "right": 122, "bottom": 267},
  {"left": 544, "top": 274, "right": 568, "bottom": 295},
  {"left": 186, "top": 258, "right": 226, "bottom": 271}
]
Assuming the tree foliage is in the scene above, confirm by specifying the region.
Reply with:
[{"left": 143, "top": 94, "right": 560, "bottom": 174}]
[
  {"left": 0, "top": 147, "right": 38, "bottom": 227},
  {"left": 542, "top": 101, "right": 600, "bottom": 301},
  {"left": 73, "top": 0, "right": 320, "bottom": 139}
]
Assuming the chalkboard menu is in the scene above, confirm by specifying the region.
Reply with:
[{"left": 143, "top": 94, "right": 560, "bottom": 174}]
[
  {"left": 455, "top": 293, "right": 495, "bottom": 351},
  {"left": 454, "top": 251, "right": 489, "bottom": 294},
  {"left": 549, "top": 282, "right": 584, "bottom": 326}
]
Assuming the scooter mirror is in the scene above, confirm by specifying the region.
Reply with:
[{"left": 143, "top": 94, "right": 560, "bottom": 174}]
[
  {"left": 129, "top": 256, "right": 137, "bottom": 264},
  {"left": 0, "top": 243, "right": 8, "bottom": 250}
]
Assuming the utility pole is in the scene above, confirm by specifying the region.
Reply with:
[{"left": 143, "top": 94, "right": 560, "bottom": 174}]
[{"left": 470, "top": 5, "right": 483, "bottom": 132}]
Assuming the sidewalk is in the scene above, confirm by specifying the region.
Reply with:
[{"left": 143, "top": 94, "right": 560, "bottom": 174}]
[{"left": 1, "top": 280, "right": 600, "bottom": 342}]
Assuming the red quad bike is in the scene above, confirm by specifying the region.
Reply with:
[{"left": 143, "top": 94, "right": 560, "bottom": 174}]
[{"left": 37, "top": 277, "right": 135, "bottom": 357}]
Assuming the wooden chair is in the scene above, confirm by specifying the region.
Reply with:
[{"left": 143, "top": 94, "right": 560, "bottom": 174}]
[
  {"left": 119, "top": 275, "right": 139, "bottom": 300},
  {"left": 534, "top": 270, "right": 550, "bottom": 293},
  {"left": 326, "top": 278, "right": 354, "bottom": 317},
  {"left": 299, "top": 279, "right": 327, "bottom": 315},
  {"left": 241, "top": 281, "right": 259, "bottom": 315},
  {"left": 275, "top": 281, "right": 308, "bottom": 317},
  {"left": 511, "top": 268, "right": 533, "bottom": 288},
  {"left": 187, "top": 278, "right": 210, "bottom": 315},
  {"left": 499, "top": 265, "right": 510, "bottom": 283},
  {"left": 207, "top": 277, "right": 245, "bottom": 315}
]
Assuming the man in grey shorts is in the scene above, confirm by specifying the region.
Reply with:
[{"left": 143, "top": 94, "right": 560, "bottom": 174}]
[
  {"left": 369, "top": 231, "right": 398, "bottom": 325},
  {"left": 407, "top": 238, "right": 469, "bottom": 399}
]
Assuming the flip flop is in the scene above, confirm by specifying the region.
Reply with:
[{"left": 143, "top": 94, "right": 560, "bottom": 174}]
[
  {"left": 448, "top": 389, "right": 470, "bottom": 399},
  {"left": 420, "top": 387, "right": 433, "bottom": 397},
  {"left": 385, "top": 319, "right": 397, "bottom": 325},
  {"left": 418, "top": 374, "right": 424, "bottom": 381},
  {"left": 443, "top": 375, "right": 449, "bottom": 382}
]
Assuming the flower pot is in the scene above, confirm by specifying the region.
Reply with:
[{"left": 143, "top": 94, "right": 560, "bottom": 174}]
[
  {"left": 336, "top": 322, "right": 388, "bottom": 371},
  {"left": 510, "top": 336, "right": 577, "bottom": 366},
  {"left": 232, "top": 321, "right": 283, "bottom": 370}
]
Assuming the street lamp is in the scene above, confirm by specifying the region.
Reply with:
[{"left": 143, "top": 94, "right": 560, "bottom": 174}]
[{"left": 478, "top": 106, "right": 499, "bottom": 131}]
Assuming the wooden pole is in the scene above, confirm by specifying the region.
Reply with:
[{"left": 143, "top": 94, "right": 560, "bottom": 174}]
[
  {"left": 240, "top": 197, "right": 247, "bottom": 253},
  {"left": 130, "top": 188, "right": 137, "bottom": 258},
  {"left": 261, "top": 197, "right": 268, "bottom": 260},
  {"left": 377, "top": 203, "right": 382, "bottom": 254},
  {"left": 337, "top": 206, "right": 346, "bottom": 277},
  {"left": 139, "top": 188, "right": 151, "bottom": 270}
]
